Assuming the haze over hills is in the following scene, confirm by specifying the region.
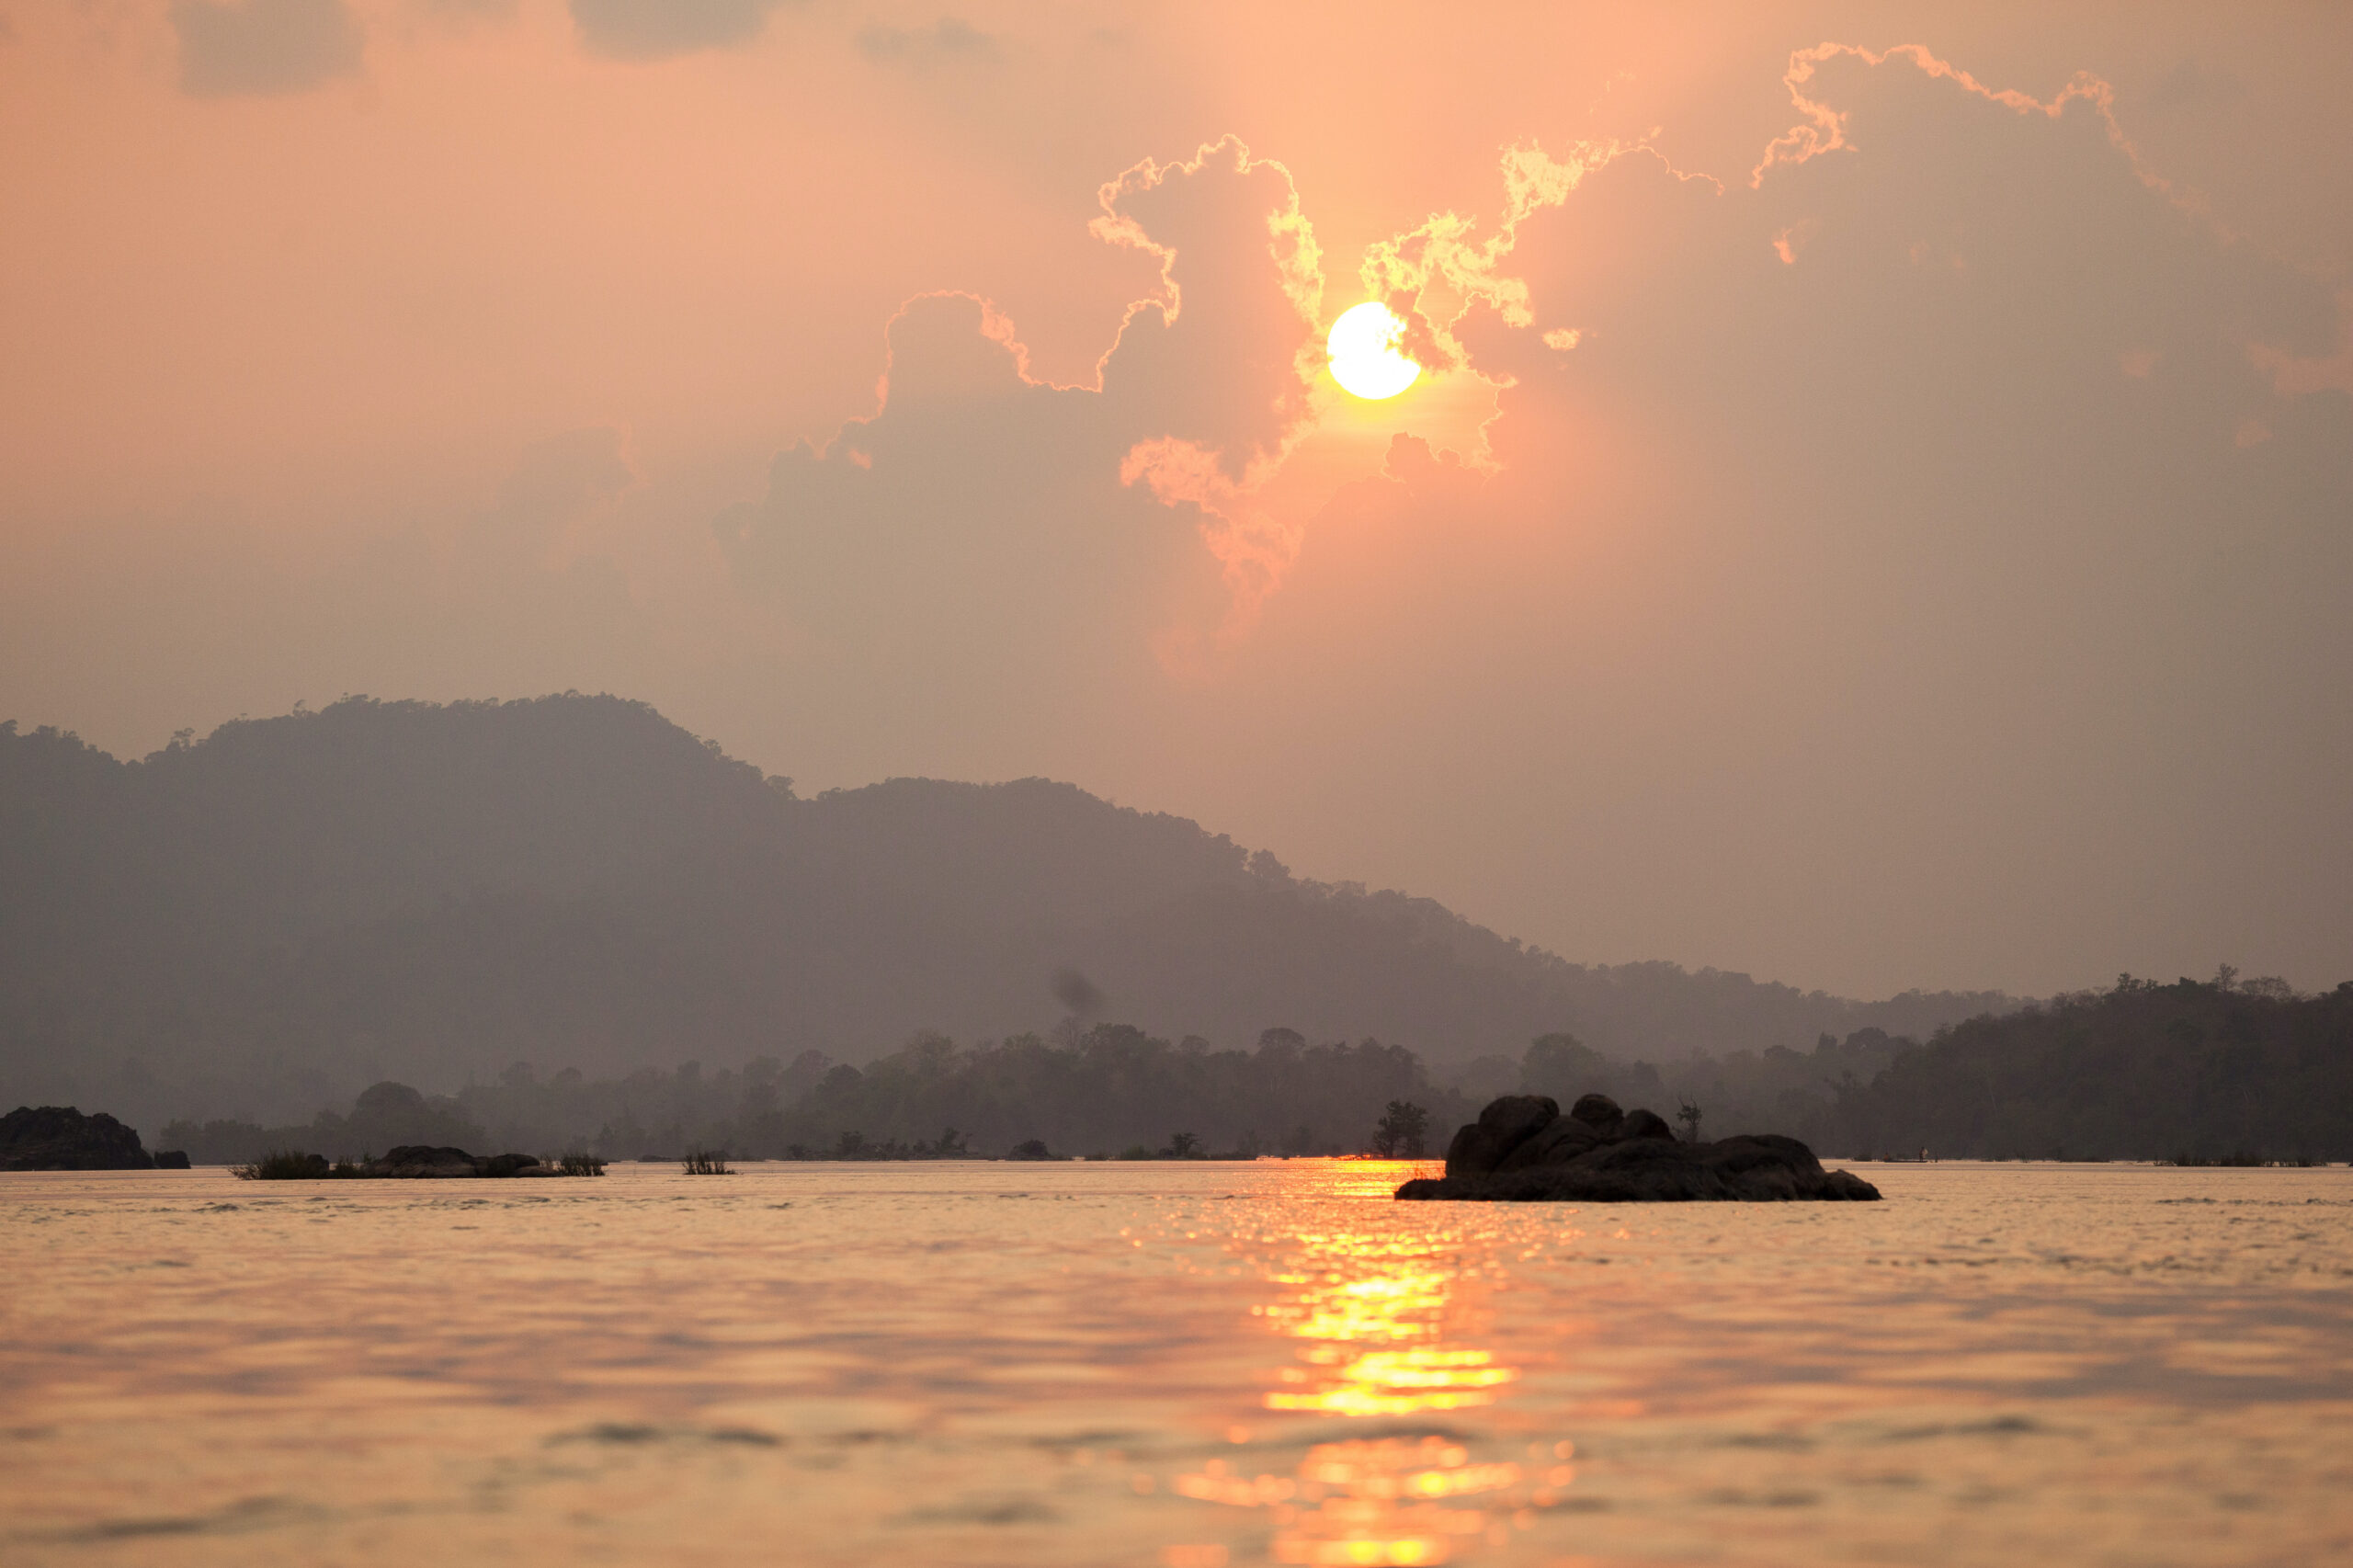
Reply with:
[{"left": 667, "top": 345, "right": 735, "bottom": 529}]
[{"left": 0, "top": 694, "right": 2016, "bottom": 1131}]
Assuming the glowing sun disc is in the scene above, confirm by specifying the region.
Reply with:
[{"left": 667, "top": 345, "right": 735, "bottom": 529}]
[{"left": 1327, "top": 301, "right": 1421, "bottom": 399}]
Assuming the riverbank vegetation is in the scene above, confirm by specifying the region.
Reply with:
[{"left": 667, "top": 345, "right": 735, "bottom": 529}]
[{"left": 233, "top": 1150, "right": 363, "bottom": 1179}]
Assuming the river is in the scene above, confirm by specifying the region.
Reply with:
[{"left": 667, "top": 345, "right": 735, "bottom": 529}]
[{"left": 5, "top": 1160, "right": 2348, "bottom": 1564}]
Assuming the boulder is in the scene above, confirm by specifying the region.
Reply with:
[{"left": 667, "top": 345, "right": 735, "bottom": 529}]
[
  {"left": 365, "top": 1145, "right": 549, "bottom": 1177},
  {"left": 1567, "top": 1093, "right": 1625, "bottom": 1139},
  {"left": 1620, "top": 1108, "right": 1677, "bottom": 1142},
  {"left": 371, "top": 1144, "right": 481, "bottom": 1178},
  {"left": 1402, "top": 1095, "right": 1881, "bottom": 1202},
  {"left": 154, "top": 1150, "right": 193, "bottom": 1169},
  {"left": 1493, "top": 1117, "right": 1605, "bottom": 1172},
  {"left": 0, "top": 1106, "right": 154, "bottom": 1170},
  {"left": 1442, "top": 1095, "right": 1560, "bottom": 1175}
]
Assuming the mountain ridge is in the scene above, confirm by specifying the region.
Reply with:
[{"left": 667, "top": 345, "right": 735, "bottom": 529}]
[{"left": 0, "top": 693, "right": 2018, "bottom": 1131}]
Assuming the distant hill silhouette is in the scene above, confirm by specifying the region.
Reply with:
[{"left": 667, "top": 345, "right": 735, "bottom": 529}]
[{"left": 0, "top": 694, "right": 2015, "bottom": 1130}]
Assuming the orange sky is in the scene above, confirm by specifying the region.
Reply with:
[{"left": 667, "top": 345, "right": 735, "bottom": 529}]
[{"left": 3, "top": 1, "right": 2349, "bottom": 997}]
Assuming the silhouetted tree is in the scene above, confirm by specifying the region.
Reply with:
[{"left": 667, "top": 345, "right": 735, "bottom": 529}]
[{"left": 1370, "top": 1100, "right": 1430, "bottom": 1157}]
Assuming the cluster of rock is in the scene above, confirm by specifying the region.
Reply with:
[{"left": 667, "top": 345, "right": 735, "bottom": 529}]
[
  {"left": 359, "top": 1146, "right": 575, "bottom": 1177},
  {"left": 0, "top": 1105, "right": 185, "bottom": 1170},
  {"left": 1395, "top": 1093, "right": 1881, "bottom": 1202}
]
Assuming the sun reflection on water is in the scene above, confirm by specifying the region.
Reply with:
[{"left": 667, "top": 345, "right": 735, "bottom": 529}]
[{"left": 1165, "top": 1160, "right": 1562, "bottom": 1565}]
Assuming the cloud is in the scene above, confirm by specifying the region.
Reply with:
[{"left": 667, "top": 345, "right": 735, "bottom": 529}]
[
  {"left": 172, "top": 0, "right": 362, "bottom": 98},
  {"left": 569, "top": 0, "right": 792, "bottom": 60},
  {"left": 720, "top": 49, "right": 2347, "bottom": 685},
  {"left": 1089, "top": 138, "right": 1324, "bottom": 479},
  {"left": 1745, "top": 40, "right": 2200, "bottom": 255},
  {"left": 1120, "top": 437, "right": 1297, "bottom": 645},
  {"left": 2149, "top": 58, "right": 2246, "bottom": 114},
  {"left": 462, "top": 426, "right": 636, "bottom": 578},
  {"left": 713, "top": 137, "right": 1325, "bottom": 676},
  {"left": 1354, "top": 136, "right": 1660, "bottom": 377},
  {"left": 415, "top": 0, "right": 518, "bottom": 22},
  {"left": 710, "top": 290, "right": 1199, "bottom": 756},
  {"left": 856, "top": 17, "right": 1001, "bottom": 66}
]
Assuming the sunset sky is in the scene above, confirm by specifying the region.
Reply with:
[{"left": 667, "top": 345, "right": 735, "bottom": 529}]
[{"left": 4, "top": 1, "right": 2348, "bottom": 998}]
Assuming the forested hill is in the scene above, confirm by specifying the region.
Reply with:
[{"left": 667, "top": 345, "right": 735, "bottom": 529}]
[
  {"left": 1, "top": 694, "right": 2012, "bottom": 1129},
  {"left": 1816, "top": 975, "right": 2353, "bottom": 1161}
]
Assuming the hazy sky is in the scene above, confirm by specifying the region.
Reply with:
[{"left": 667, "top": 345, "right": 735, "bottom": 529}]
[{"left": 4, "top": 1, "right": 2348, "bottom": 998}]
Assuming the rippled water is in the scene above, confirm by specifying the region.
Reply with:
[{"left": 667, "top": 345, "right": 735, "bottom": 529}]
[{"left": 6, "top": 1161, "right": 2350, "bottom": 1565}]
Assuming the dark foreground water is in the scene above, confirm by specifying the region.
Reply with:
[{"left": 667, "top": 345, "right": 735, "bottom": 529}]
[{"left": 4, "top": 1160, "right": 2349, "bottom": 1565}]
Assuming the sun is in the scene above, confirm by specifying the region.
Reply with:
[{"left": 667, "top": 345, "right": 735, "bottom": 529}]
[{"left": 1326, "top": 301, "right": 1421, "bottom": 400}]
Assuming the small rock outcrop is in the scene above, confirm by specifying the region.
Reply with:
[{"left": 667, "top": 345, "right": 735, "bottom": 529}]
[
  {"left": 233, "top": 1145, "right": 580, "bottom": 1180},
  {"left": 369, "top": 1145, "right": 549, "bottom": 1177},
  {"left": 369, "top": 1144, "right": 481, "bottom": 1177},
  {"left": 0, "top": 1106, "right": 154, "bottom": 1170},
  {"left": 1397, "top": 1094, "right": 1881, "bottom": 1202}
]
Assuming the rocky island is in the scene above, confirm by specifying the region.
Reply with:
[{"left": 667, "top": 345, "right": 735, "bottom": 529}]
[
  {"left": 1396, "top": 1093, "right": 1881, "bottom": 1202},
  {"left": 239, "top": 1145, "right": 602, "bottom": 1178},
  {"left": 0, "top": 1106, "right": 180, "bottom": 1170}
]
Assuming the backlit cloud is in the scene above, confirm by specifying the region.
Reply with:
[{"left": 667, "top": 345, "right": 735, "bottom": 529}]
[
  {"left": 712, "top": 42, "right": 2350, "bottom": 714},
  {"left": 172, "top": 0, "right": 362, "bottom": 97},
  {"left": 715, "top": 136, "right": 1327, "bottom": 675}
]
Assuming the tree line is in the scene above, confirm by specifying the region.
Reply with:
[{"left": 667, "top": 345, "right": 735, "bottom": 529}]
[
  {"left": 1527, "top": 970, "right": 2351, "bottom": 1162},
  {"left": 1809, "top": 971, "right": 2351, "bottom": 1161},
  {"left": 155, "top": 971, "right": 2351, "bottom": 1165},
  {"left": 160, "top": 1026, "right": 1463, "bottom": 1164}
]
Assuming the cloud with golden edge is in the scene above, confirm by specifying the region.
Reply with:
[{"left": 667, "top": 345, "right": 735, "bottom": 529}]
[
  {"left": 731, "top": 38, "right": 2346, "bottom": 680},
  {"left": 1754, "top": 41, "right": 2168, "bottom": 204}
]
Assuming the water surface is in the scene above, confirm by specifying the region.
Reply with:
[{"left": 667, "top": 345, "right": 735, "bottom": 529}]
[{"left": 6, "top": 1160, "right": 2349, "bottom": 1565}]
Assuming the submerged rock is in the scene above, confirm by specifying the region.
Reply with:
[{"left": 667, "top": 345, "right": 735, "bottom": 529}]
[
  {"left": 0, "top": 1106, "right": 154, "bottom": 1170},
  {"left": 1400, "top": 1094, "right": 1880, "bottom": 1202}
]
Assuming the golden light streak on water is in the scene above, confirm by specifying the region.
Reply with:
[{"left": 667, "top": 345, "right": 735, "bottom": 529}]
[{"left": 1187, "top": 1162, "right": 1536, "bottom": 1562}]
